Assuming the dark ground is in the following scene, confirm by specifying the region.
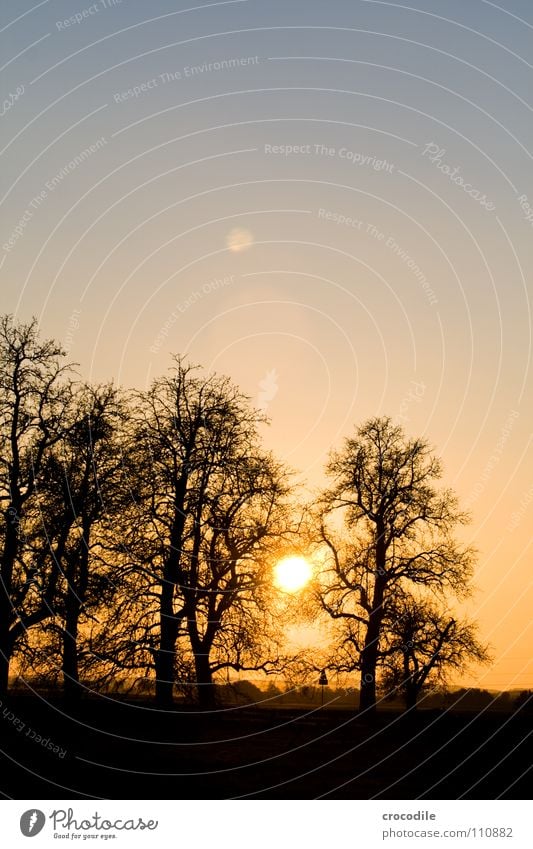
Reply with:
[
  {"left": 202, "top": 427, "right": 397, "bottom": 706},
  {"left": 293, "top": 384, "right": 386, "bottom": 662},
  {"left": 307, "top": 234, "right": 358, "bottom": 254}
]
[{"left": 0, "top": 694, "right": 531, "bottom": 799}]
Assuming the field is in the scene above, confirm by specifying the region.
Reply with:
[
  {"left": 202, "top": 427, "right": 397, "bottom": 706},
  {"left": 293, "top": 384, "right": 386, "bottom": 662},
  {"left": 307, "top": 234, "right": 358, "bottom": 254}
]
[{"left": 0, "top": 695, "right": 530, "bottom": 799}]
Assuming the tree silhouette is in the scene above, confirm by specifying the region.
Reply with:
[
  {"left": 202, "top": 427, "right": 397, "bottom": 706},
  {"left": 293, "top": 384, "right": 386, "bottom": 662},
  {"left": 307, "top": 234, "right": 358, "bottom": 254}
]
[
  {"left": 119, "top": 357, "right": 291, "bottom": 707},
  {"left": 0, "top": 316, "right": 73, "bottom": 695},
  {"left": 314, "top": 417, "right": 476, "bottom": 712},
  {"left": 178, "top": 449, "right": 291, "bottom": 707},
  {"left": 379, "top": 593, "right": 490, "bottom": 709},
  {"left": 32, "top": 384, "right": 128, "bottom": 702},
  {"left": 0, "top": 316, "right": 494, "bottom": 718}
]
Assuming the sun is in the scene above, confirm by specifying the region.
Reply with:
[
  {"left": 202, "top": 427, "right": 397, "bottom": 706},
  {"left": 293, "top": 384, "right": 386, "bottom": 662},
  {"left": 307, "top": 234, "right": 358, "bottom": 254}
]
[{"left": 274, "top": 556, "right": 313, "bottom": 593}]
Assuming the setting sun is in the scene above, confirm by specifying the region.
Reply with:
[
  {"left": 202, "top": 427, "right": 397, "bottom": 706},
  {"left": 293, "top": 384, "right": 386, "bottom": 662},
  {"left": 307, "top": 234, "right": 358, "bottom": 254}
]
[{"left": 274, "top": 556, "right": 313, "bottom": 593}]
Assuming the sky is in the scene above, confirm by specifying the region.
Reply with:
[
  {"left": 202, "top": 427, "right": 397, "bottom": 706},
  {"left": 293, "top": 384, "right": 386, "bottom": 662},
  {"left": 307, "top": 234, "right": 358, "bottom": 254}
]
[{"left": 1, "top": 0, "right": 532, "bottom": 690}]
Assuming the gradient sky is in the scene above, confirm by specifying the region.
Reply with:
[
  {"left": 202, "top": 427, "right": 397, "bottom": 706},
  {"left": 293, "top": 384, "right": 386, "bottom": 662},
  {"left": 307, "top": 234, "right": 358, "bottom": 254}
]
[{"left": 1, "top": 0, "right": 532, "bottom": 690}]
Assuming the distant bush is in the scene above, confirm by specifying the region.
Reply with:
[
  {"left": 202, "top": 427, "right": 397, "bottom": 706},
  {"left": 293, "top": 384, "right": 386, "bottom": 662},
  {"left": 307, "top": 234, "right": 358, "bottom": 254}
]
[{"left": 513, "top": 690, "right": 533, "bottom": 714}]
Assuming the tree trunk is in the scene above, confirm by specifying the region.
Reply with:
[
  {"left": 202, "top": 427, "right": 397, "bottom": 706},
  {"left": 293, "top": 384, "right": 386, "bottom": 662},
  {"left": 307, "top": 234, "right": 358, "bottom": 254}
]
[
  {"left": 154, "top": 475, "right": 188, "bottom": 709},
  {"left": 155, "top": 578, "right": 177, "bottom": 708},
  {"left": 62, "top": 522, "right": 91, "bottom": 704},
  {"left": 359, "top": 618, "right": 380, "bottom": 712},
  {"left": 0, "top": 509, "right": 19, "bottom": 697},
  {"left": 402, "top": 649, "right": 418, "bottom": 711},
  {"left": 404, "top": 683, "right": 418, "bottom": 711},
  {"left": 188, "top": 607, "right": 216, "bottom": 709},
  {"left": 194, "top": 650, "right": 215, "bottom": 709},
  {"left": 63, "top": 587, "right": 81, "bottom": 704},
  {"left": 359, "top": 560, "right": 386, "bottom": 713},
  {"left": 0, "top": 587, "right": 12, "bottom": 697},
  {"left": 0, "top": 644, "right": 9, "bottom": 698}
]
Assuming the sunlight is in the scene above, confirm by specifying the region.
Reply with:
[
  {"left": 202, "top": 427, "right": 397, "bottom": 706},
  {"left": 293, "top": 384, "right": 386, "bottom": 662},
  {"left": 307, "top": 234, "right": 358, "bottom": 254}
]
[{"left": 274, "top": 556, "right": 313, "bottom": 593}]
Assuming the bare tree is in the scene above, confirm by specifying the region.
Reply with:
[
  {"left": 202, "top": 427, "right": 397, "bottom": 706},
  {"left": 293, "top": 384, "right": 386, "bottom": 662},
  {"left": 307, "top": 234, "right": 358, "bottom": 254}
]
[
  {"left": 379, "top": 593, "right": 490, "bottom": 709},
  {"left": 0, "top": 316, "right": 73, "bottom": 695},
  {"left": 33, "top": 384, "right": 128, "bottom": 702},
  {"left": 121, "top": 357, "right": 291, "bottom": 707},
  {"left": 179, "top": 448, "right": 290, "bottom": 707},
  {"left": 314, "top": 417, "right": 476, "bottom": 712}
]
